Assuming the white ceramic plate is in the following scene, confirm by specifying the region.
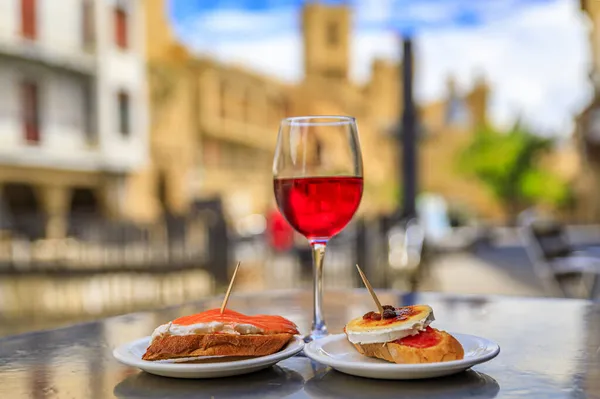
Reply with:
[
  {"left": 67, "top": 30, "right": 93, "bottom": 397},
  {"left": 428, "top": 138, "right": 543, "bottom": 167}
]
[
  {"left": 112, "top": 335, "right": 304, "bottom": 379},
  {"left": 304, "top": 333, "right": 500, "bottom": 380}
]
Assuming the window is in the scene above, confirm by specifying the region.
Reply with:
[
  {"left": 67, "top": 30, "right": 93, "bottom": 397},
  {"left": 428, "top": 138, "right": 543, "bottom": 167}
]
[
  {"left": 118, "top": 91, "right": 130, "bottom": 136},
  {"left": 269, "top": 97, "right": 287, "bottom": 122},
  {"left": 326, "top": 21, "right": 338, "bottom": 47},
  {"left": 324, "top": 69, "right": 343, "bottom": 80},
  {"left": 281, "top": 98, "right": 290, "bottom": 118},
  {"left": 82, "top": 0, "right": 95, "bottom": 48},
  {"left": 114, "top": 7, "right": 128, "bottom": 49},
  {"left": 241, "top": 90, "right": 250, "bottom": 123},
  {"left": 21, "top": 0, "right": 37, "bottom": 40},
  {"left": 83, "top": 82, "right": 95, "bottom": 142},
  {"left": 219, "top": 81, "right": 227, "bottom": 119},
  {"left": 21, "top": 81, "right": 40, "bottom": 144}
]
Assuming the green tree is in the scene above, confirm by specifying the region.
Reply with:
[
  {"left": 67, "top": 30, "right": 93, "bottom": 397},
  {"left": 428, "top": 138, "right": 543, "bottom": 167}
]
[{"left": 458, "top": 125, "right": 570, "bottom": 223}]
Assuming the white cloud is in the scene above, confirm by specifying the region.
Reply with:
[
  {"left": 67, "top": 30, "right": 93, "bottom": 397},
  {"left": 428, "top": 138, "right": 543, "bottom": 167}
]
[
  {"left": 415, "top": 0, "right": 592, "bottom": 134},
  {"left": 199, "top": 33, "right": 303, "bottom": 82},
  {"left": 176, "top": 7, "right": 297, "bottom": 39},
  {"left": 351, "top": 30, "right": 400, "bottom": 81},
  {"left": 175, "top": 6, "right": 303, "bottom": 81},
  {"left": 353, "top": 0, "right": 556, "bottom": 30},
  {"left": 174, "top": 0, "right": 592, "bottom": 135}
]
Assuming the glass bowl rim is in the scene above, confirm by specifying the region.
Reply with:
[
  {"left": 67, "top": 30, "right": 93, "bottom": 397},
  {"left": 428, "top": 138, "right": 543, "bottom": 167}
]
[{"left": 281, "top": 115, "right": 356, "bottom": 126}]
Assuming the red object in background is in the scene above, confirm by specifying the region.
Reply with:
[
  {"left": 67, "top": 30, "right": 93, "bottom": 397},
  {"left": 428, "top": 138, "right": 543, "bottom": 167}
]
[
  {"left": 21, "top": 0, "right": 37, "bottom": 40},
  {"left": 21, "top": 81, "right": 39, "bottom": 144},
  {"left": 273, "top": 176, "right": 363, "bottom": 240},
  {"left": 267, "top": 208, "right": 294, "bottom": 252}
]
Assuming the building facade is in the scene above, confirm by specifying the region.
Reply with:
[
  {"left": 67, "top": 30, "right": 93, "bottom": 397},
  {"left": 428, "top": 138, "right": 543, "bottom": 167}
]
[
  {"left": 0, "top": 0, "right": 507, "bottom": 242},
  {"left": 141, "top": 0, "right": 505, "bottom": 228},
  {"left": 0, "top": 0, "right": 148, "bottom": 238}
]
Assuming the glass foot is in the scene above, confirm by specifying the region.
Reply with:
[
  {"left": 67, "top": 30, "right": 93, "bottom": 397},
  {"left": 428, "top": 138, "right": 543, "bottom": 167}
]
[{"left": 303, "top": 328, "right": 329, "bottom": 343}]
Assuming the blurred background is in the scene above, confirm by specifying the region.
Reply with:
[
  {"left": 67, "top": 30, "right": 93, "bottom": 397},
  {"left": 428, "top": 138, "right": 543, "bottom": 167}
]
[{"left": 1, "top": 0, "right": 600, "bottom": 337}]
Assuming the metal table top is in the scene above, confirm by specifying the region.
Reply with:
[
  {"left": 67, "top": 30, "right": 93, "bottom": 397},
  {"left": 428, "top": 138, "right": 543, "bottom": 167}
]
[{"left": 0, "top": 289, "right": 598, "bottom": 398}]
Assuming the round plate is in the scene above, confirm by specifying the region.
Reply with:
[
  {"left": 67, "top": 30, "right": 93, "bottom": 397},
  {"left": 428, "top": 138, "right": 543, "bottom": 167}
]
[
  {"left": 304, "top": 333, "right": 500, "bottom": 380},
  {"left": 112, "top": 335, "right": 304, "bottom": 379}
]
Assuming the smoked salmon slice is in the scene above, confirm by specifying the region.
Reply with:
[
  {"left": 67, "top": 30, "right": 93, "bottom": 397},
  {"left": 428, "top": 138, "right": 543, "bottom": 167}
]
[{"left": 172, "top": 309, "right": 299, "bottom": 335}]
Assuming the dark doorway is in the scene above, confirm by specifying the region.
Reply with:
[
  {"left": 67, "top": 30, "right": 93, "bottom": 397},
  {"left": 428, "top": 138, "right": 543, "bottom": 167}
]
[
  {"left": 192, "top": 198, "right": 229, "bottom": 285},
  {"left": 68, "top": 187, "right": 100, "bottom": 239},
  {"left": 1, "top": 183, "right": 44, "bottom": 240},
  {"left": 70, "top": 188, "right": 99, "bottom": 215}
]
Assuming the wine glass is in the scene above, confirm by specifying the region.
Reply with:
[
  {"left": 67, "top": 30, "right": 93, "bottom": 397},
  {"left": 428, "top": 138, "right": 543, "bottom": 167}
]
[{"left": 273, "top": 116, "right": 363, "bottom": 341}]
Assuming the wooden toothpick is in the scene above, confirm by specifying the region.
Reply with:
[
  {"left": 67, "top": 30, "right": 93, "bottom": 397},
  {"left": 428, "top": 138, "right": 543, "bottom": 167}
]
[
  {"left": 356, "top": 264, "right": 384, "bottom": 315},
  {"left": 220, "top": 261, "right": 241, "bottom": 314}
]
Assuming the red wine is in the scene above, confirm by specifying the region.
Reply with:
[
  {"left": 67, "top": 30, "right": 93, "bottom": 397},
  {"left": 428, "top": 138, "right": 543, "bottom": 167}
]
[{"left": 274, "top": 176, "right": 363, "bottom": 241}]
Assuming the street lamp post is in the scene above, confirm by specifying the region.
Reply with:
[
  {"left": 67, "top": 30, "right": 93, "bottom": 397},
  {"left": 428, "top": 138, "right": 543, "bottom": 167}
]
[{"left": 399, "top": 35, "right": 418, "bottom": 221}]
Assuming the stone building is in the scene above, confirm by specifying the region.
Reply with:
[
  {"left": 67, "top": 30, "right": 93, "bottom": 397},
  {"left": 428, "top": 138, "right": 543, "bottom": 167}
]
[
  {"left": 140, "top": 0, "right": 498, "bottom": 228},
  {"left": 0, "top": 0, "right": 508, "bottom": 241}
]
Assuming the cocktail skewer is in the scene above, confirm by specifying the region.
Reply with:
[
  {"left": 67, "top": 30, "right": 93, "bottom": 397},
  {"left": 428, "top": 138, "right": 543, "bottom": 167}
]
[
  {"left": 356, "top": 264, "right": 384, "bottom": 315},
  {"left": 220, "top": 261, "right": 241, "bottom": 314}
]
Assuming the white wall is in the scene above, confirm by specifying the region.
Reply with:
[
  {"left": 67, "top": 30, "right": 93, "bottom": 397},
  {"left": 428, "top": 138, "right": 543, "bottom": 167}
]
[
  {"left": 0, "top": 0, "right": 92, "bottom": 60},
  {"left": 40, "top": 0, "right": 88, "bottom": 57},
  {"left": 95, "top": 0, "right": 149, "bottom": 171},
  {"left": 43, "top": 75, "right": 89, "bottom": 154},
  {"left": 0, "top": 61, "right": 102, "bottom": 170},
  {"left": 0, "top": 64, "right": 21, "bottom": 149},
  {"left": 0, "top": 0, "right": 19, "bottom": 41}
]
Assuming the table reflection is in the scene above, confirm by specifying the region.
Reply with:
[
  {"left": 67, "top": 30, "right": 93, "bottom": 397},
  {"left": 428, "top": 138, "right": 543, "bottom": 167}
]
[
  {"left": 304, "top": 369, "right": 500, "bottom": 399},
  {"left": 113, "top": 366, "right": 304, "bottom": 399}
]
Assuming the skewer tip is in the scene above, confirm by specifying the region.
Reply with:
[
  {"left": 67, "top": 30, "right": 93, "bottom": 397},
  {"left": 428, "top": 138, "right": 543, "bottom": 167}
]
[
  {"left": 355, "top": 264, "right": 384, "bottom": 314},
  {"left": 220, "top": 261, "right": 241, "bottom": 314}
]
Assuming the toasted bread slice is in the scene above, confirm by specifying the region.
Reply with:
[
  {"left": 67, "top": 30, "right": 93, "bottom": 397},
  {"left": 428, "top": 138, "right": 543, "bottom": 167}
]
[
  {"left": 349, "top": 329, "right": 464, "bottom": 364},
  {"left": 142, "top": 333, "right": 294, "bottom": 361}
]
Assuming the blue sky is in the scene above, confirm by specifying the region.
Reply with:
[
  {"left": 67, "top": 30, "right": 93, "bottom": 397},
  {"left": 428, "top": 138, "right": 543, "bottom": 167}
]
[{"left": 170, "top": 0, "right": 591, "bottom": 135}]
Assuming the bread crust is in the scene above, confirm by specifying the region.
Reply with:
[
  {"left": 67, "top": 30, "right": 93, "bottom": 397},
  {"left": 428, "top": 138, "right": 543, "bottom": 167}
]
[
  {"left": 349, "top": 329, "right": 464, "bottom": 364},
  {"left": 142, "top": 333, "right": 294, "bottom": 361}
]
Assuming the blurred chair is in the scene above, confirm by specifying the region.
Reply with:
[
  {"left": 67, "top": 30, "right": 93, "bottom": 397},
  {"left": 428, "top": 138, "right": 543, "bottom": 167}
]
[
  {"left": 518, "top": 210, "right": 600, "bottom": 300},
  {"left": 416, "top": 193, "right": 479, "bottom": 252},
  {"left": 387, "top": 218, "right": 426, "bottom": 291}
]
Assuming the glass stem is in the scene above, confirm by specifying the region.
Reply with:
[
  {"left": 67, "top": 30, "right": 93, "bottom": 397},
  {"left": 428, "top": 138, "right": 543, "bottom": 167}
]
[{"left": 310, "top": 241, "right": 328, "bottom": 340}]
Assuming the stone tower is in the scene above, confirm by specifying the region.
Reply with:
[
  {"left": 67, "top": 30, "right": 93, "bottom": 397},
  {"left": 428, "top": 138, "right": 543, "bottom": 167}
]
[
  {"left": 302, "top": 2, "right": 351, "bottom": 81},
  {"left": 466, "top": 75, "right": 489, "bottom": 128},
  {"left": 144, "top": 0, "right": 174, "bottom": 60}
]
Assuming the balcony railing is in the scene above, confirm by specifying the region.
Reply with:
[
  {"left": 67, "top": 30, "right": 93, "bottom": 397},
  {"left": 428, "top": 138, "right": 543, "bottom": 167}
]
[
  {"left": 0, "top": 36, "right": 96, "bottom": 75},
  {"left": 0, "top": 211, "right": 230, "bottom": 285}
]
